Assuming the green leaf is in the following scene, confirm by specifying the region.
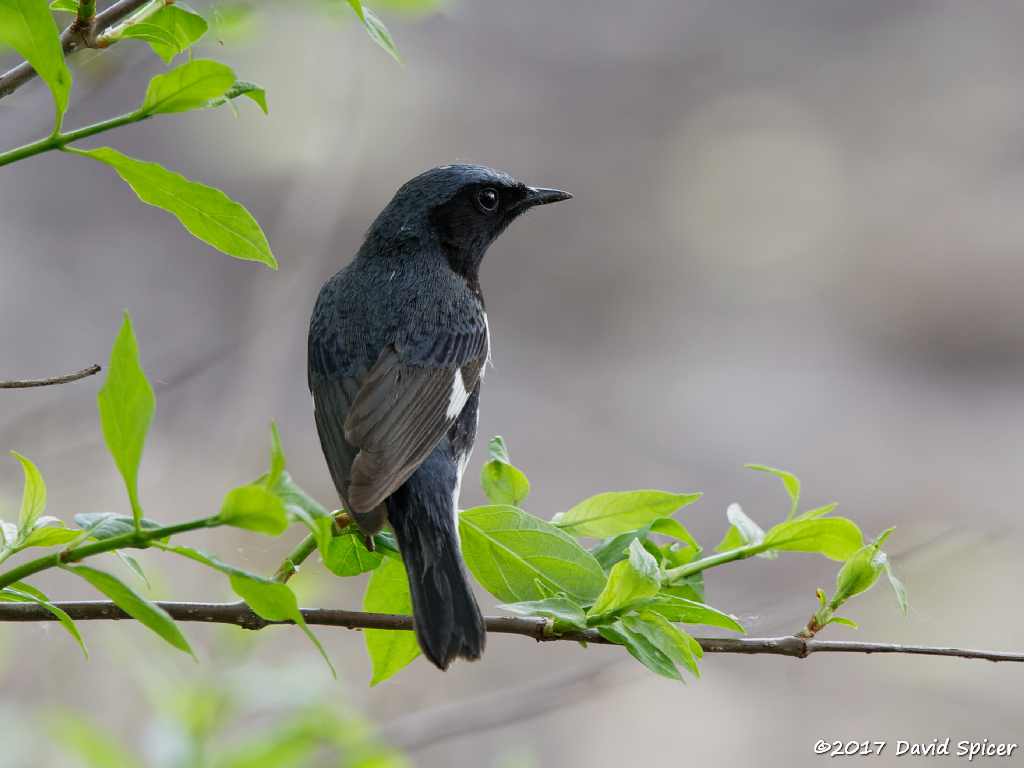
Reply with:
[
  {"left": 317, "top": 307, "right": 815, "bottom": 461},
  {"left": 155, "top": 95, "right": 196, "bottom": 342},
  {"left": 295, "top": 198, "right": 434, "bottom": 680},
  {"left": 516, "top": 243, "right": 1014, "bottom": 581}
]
[
  {"left": 487, "top": 435, "right": 510, "bottom": 463},
  {"left": 762, "top": 517, "right": 864, "bottom": 561},
  {"left": 552, "top": 491, "right": 701, "bottom": 539},
  {"left": 794, "top": 502, "right": 839, "bottom": 521},
  {"left": 598, "top": 621, "right": 682, "bottom": 682},
  {"left": 199, "top": 79, "right": 268, "bottom": 114},
  {"left": 115, "top": 551, "right": 150, "bottom": 589},
  {"left": 1, "top": 586, "right": 88, "bottom": 658},
  {"left": 20, "top": 525, "right": 80, "bottom": 548},
  {"left": 828, "top": 616, "right": 857, "bottom": 628},
  {"left": 96, "top": 312, "right": 154, "bottom": 525},
  {"left": 359, "top": 7, "right": 402, "bottom": 65},
  {"left": 645, "top": 595, "right": 743, "bottom": 632},
  {"left": 141, "top": 59, "right": 235, "bottom": 114},
  {"left": 747, "top": 463, "right": 801, "bottom": 520},
  {"left": 459, "top": 505, "right": 607, "bottom": 604},
  {"left": 0, "top": 0, "right": 71, "bottom": 119},
  {"left": 146, "top": 3, "right": 208, "bottom": 63},
  {"left": 480, "top": 459, "right": 530, "bottom": 507},
  {"left": 649, "top": 517, "right": 699, "bottom": 550},
  {"left": 588, "top": 526, "right": 652, "bottom": 573},
  {"left": 66, "top": 565, "right": 193, "bottom": 658},
  {"left": 364, "top": 556, "right": 420, "bottom": 685},
  {"left": 49, "top": 709, "right": 143, "bottom": 768},
  {"left": 48, "top": 0, "right": 77, "bottom": 12},
  {"left": 346, "top": 0, "right": 364, "bottom": 20},
  {"left": 162, "top": 545, "right": 335, "bottom": 675},
  {"left": 219, "top": 484, "right": 289, "bottom": 536},
  {"left": 119, "top": 22, "right": 182, "bottom": 51},
  {"left": 885, "top": 562, "right": 908, "bottom": 617},
  {"left": 11, "top": 451, "right": 45, "bottom": 532},
  {"left": 78, "top": 147, "right": 276, "bottom": 267},
  {"left": 324, "top": 528, "right": 383, "bottom": 577},
  {"left": 623, "top": 611, "right": 701, "bottom": 678},
  {"left": 72, "top": 512, "right": 161, "bottom": 541},
  {"left": 588, "top": 539, "right": 660, "bottom": 619},
  {"left": 497, "top": 597, "right": 587, "bottom": 631},
  {"left": 714, "top": 503, "right": 765, "bottom": 552},
  {"left": 267, "top": 420, "right": 286, "bottom": 489}
]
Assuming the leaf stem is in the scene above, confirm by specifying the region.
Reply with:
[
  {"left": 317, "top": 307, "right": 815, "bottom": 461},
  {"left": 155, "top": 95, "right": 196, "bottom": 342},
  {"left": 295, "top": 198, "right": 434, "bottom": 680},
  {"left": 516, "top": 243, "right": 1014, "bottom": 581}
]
[
  {"left": 0, "top": 110, "right": 148, "bottom": 169},
  {"left": 94, "top": 0, "right": 175, "bottom": 48},
  {"left": 271, "top": 534, "right": 318, "bottom": 583},
  {"left": 664, "top": 543, "right": 768, "bottom": 582},
  {"left": 0, "top": 516, "right": 218, "bottom": 591}
]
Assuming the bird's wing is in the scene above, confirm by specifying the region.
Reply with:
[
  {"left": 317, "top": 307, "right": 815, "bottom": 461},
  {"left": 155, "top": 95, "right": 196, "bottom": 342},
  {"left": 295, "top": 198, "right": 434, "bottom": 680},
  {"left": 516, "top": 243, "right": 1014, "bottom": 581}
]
[{"left": 343, "top": 343, "right": 485, "bottom": 514}]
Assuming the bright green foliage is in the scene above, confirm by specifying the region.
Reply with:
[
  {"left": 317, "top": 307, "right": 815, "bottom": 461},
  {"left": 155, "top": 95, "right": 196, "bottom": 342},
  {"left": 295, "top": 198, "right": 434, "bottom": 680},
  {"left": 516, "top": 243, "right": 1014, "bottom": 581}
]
[
  {"left": 11, "top": 451, "right": 45, "bottom": 531},
  {"left": 47, "top": 0, "right": 77, "bottom": 11},
  {"left": 146, "top": 3, "right": 209, "bottom": 63},
  {"left": 219, "top": 484, "right": 290, "bottom": 536},
  {"left": 67, "top": 565, "right": 194, "bottom": 658},
  {"left": 97, "top": 312, "right": 155, "bottom": 526},
  {"left": 120, "top": 22, "right": 182, "bottom": 51},
  {"left": 360, "top": 7, "right": 402, "bottom": 65},
  {"left": 588, "top": 539, "right": 660, "bottom": 619},
  {"left": 644, "top": 595, "right": 743, "bottom": 631},
  {"left": 200, "top": 80, "right": 269, "bottom": 115},
  {"left": 364, "top": 556, "right": 420, "bottom": 685},
  {"left": 497, "top": 597, "right": 588, "bottom": 632},
  {"left": 79, "top": 148, "right": 277, "bottom": 266},
  {"left": 715, "top": 503, "right": 766, "bottom": 552},
  {"left": 762, "top": 517, "right": 864, "bottom": 561},
  {"left": 0, "top": 0, "right": 71, "bottom": 120},
  {"left": 746, "top": 463, "right": 801, "bottom": 520},
  {"left": 324, "top": 527, "right": 383, "bottom": 576},
  {"left": 141, "top": 59, "right": 236, "bottom": 115},
  {"left": 552, "top": 490, "right": 700, "bottom": 538},
  {"left": 599, "top": 621, "right": 682, "bottom": 681},
  {"left": 459, "top": 504, "right": 607, "bottom": 603},
  {"left": 480, "top": 436, "right": 530, "bottom": 506}
]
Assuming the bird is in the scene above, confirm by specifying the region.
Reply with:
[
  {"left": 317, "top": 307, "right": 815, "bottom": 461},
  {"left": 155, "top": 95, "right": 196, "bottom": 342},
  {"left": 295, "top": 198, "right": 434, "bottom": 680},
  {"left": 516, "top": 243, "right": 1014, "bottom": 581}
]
[{"left": 307, "top": 164, "right": 572, "bottom": 670}]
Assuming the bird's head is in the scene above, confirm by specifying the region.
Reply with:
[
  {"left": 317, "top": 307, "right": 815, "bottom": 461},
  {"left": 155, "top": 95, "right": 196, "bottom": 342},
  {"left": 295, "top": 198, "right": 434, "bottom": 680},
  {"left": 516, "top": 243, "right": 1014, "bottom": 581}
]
[{"left": 365, "top": 164, "right": 572, "bottom": 279}]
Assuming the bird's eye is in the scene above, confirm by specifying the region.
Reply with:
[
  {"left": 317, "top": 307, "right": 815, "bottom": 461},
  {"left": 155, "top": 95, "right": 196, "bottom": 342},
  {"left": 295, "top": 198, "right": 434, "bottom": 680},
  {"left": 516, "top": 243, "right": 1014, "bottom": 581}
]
[{"left": 477, "top": 188, "right": 499, "bottom": 211}]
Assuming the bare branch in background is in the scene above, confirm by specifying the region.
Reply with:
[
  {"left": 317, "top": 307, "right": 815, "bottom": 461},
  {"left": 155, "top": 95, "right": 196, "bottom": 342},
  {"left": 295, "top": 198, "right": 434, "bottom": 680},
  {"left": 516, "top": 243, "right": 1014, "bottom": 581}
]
[
  {"left": 0, "top": 364, "right": 101, "bottom": 389},
  {"left": 0, "top": 600, "right": 1021, "bottom": 663}
]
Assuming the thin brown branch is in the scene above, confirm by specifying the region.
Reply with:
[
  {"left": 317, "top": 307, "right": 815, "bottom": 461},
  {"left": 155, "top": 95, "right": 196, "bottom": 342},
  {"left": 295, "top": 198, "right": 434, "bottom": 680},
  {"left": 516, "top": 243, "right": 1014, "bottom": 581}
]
[
  {"left": 0, "top": 364, "right": 101, "bottom": 389},
  {"left": 1, "top": 600, "right": 1022, "bottom": 663},
  {"left": 0, "top": 0, "right": 150, "bottom": 102}
]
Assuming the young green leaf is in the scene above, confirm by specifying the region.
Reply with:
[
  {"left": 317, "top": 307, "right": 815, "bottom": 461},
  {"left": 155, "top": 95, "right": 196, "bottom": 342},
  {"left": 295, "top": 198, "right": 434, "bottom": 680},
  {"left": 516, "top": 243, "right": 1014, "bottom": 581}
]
[
  {"left": 0, "top": 0, "right": 72, "bottom": 119},
  {"left": 884, "top": 562, "right": 908, "bottom": 617},
  {"left": 459, "top": 505, "right": 607, "bottom": 603},
  {"left": 199, "top": 80, "right": 268, "bottom": 114},
  {"left": 364, "top": 556, "right": 420, "bottom": 686},
  {"left": 119, "top": 22, "right": 182, "bottom": 51},
  {"left": 598, "top": 621, "right": 682, "bottom": 682},
  {"left": 714, "top": 503, "right": 766, "bottom": 553},
  {"left": 346, "top": 0, "right": 364, "bottom": 20},
  {"left": 644, "top": 594, "right": 743, "bottom": 632},
  {"left": 587, "top": 539, "right": 660, "bottom": 619},
  {"left": 65, "top": 565, "right": 193, "bottom": 658},
  {"left": 360, "top": 7, "right": 402, "bottom": 65},
  {"left": 649, "top": 517, "right": 700, "bottom": 550},
  {"left": 115, "top": 551, "right": 151, "bottom": 589},
  {"left": 161, "top": 545, "right": 335, "bottom": 675},
  {"left": 793, "top": 502, "right": 838, "bottom": 521},
  {"left": 747, "top": 464, "right": 801, "bottom": 520},
  {"left": 828, "top": 616, "right": 857, "bottom": 628},
  {"left": 146, "top": 3, "right": 208, "bottom": 63},
  {"left": 480, "top": 458, "right": 530, "bottom": 507},
  {"left": 20, "top": 525, "right": 79, "bottom": 548},
  {"left": 829, "top": 528, "right": 895, "bottom": 609},
  {"left": 267, "top": 420, "right": 286, "bottom": 489},
  {"left": 2, "top": 587, "right": 88, "bottom": 658},
  {"left": 11, "top": 451, "right": 45, "bottom": 532},
  {"left": 219, "top": 484, "right": 289, "bottom": 536},
  {"left": 762, "top": 517, "right": 863, "bottom": 561},
  {"left": 623, "top": 611, "right": 701, "bottom": 678},
  {"left": 552, "top": 491, "right": 701, "bottom": 539},
  {"left": 48, "top": 0, "right": 77, "bottom": 12},
  {"left": 497, "top": 597, "right": 588, "bottom": 631},
  {"left": 77, "top": 148, "right": 277, "bottom": 267},
  {"left": 97, "top": 312, "right": 154, "bottom": 525},
  {"left": 324, "top": 528, "right": 383, "bottom": 577},
  {"left": 588, "top": 526, "right": 652, "bottom": 573},
  {"left": 487, "top": 435, "right": 511, "bottom": 463},
  {"left": 141, "top": 59, "right": 235, "bottom": 114}
]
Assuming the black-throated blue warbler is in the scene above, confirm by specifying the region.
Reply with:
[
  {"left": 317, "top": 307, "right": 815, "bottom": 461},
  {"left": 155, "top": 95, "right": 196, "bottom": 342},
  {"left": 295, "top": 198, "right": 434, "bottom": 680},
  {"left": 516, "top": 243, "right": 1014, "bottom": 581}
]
[{"left": 308, "top": 165, "right": 572, "bottom": 670}]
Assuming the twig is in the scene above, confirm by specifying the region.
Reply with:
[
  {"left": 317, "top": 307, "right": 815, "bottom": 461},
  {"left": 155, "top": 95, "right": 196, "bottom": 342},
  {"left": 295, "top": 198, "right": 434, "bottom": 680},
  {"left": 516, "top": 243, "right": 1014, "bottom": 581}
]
[
  {"left": 0, "top": 364, "right": 101, "bottom": 389},
  {"left": 1, "top": 600, "right": 1021, "bottom": 663},
  {"left": 0, "top": 0, "right": 150, "bottom": 101}
]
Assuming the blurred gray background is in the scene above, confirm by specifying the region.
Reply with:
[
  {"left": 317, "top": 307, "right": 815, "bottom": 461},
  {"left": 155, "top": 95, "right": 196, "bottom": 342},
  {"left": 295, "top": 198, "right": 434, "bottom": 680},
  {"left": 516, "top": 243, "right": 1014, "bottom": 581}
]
[{"left": 2, "top": 0, "right": 1024, "bottom": 765}]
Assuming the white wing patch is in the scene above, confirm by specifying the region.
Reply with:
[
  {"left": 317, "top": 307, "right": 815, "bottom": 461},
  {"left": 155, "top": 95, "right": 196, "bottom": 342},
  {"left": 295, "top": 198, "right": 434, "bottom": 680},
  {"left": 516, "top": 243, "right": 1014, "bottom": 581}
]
[
  {"left": 483, "top": 312, "right": 492, "bottom": 375},
  {"left": 445, "top": 366, "right": 470, "bottom": 419}
]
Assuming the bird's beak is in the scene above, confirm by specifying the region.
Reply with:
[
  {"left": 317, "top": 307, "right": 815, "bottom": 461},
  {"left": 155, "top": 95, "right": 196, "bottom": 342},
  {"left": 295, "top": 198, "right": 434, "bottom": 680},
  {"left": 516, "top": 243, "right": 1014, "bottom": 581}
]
[{"left": 523, "top": 187, "right": 573, "bottom": 207}]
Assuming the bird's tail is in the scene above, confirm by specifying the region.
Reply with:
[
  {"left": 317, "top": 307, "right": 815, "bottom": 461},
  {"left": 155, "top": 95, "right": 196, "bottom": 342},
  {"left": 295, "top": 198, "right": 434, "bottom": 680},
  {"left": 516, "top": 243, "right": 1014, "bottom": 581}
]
[{"left": 386, "top": 470, "right": 485, "bottom": 670}]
